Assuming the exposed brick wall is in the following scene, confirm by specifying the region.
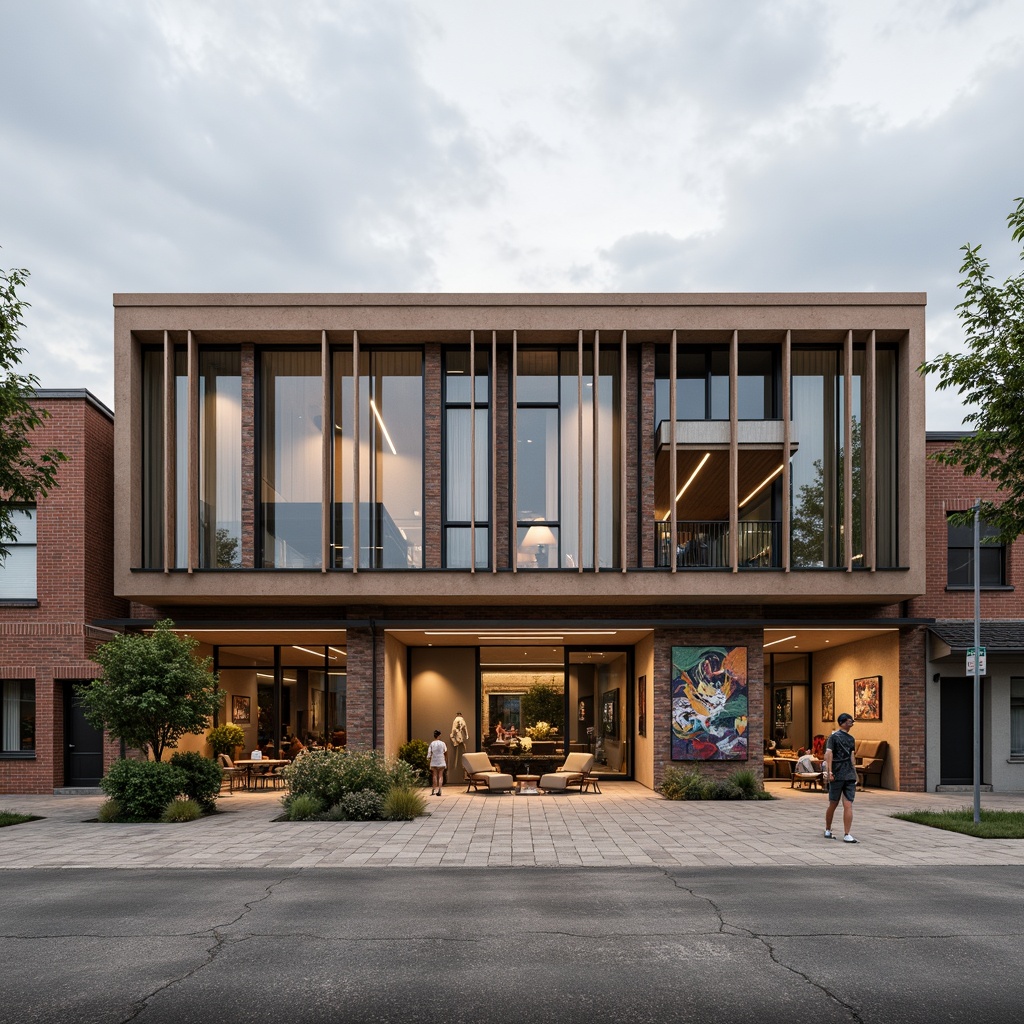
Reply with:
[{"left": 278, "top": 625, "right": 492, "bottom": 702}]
[
  {"left": 652, "top": 625, "right": 764, "bottom": 791},
  {"left": 423, "top": 344, "right": 442, "bottom": 569},
  {"left": 0, "top": 395, "right": 127, "bottom": 793},
  {"left": 906, "top": 439, "right": 1024, "bottom": 620},
  {"left": 640, "top": 343, "right": 656, "bottom": 567},
  {"left": 240, "top": 344, "right": 255, "bottom": 568},
  {"left": 898, "top": 626, "right": 926, "bottom": 791}
]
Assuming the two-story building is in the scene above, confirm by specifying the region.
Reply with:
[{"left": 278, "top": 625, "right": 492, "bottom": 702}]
[
  {"left": 106, "top": 292, "right": 928, "bottom": 791},
  {"left": 910, "top": 433, "right": 1024, "bottom": 792},
  {"left": 0, "top": 390, "right": 126, "bottom": 793}
]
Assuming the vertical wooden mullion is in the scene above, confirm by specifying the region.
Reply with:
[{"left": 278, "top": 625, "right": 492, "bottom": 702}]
[
  {"left": 669, "top": 330, "right": 677, "bottom": 574},
  {"left": 491, "top": 330, "right": 497, "bottom": 573},
  {"left": 470, "top": 329, "right": 476, "bottom": 574},
  {"left": 592, "top": 329, "right": 599, "bottom": 573},
  {"left": 321, "top": 329, "right": 330, "bottom": 573},
  {"left": 729, "top": 329, "right": 738, "bottom": 573},
  {"left": 162, "top": 330, "right": 174, "bottom": 574},
  {"left": 866, "top": 329, "right": 877, "bottom": 572},
  {"left": 577, "top": 329, "right": 583, "bottom": 573},
  {"left": 187, "top": 330, "right": 198, "bottom": 573},
  {"left": 844, "top": 329, "right": 854, "bottom": 572},
  {"left": 619, "top": 330, "right": 627, "bottom": 573},
  {"left": 511, "top": 330, "right": 518, "bottom": 574},
  {"left": 353, "top": 330, "right": 360, "bottom": 574},
  {"left": 782, "top": 330, "right": 792, "bottom": 572}
]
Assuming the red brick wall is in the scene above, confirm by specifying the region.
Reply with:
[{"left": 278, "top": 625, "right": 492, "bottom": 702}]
[
  {"left": 898, "top": 626, "right": 926, "bottom": 791},
  {"left": 0, "top": 395, "right": 127, "bottom": 793},
  {"left": 906, "top": 439, "right": 1024, "bottom": 620}
]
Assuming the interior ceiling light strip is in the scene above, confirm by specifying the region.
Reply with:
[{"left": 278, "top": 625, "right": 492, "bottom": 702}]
[
  {"left": 763, "top": 634, "right": 797, "bottom": 648},
  {"left": 369, "top": 399, "right": 398, "bottom": 455},
  {"left": 664, "top": 452, "right": 711, "bottom": 521},
  {"left": 739, "top": 465, "right": 784, "bottom": 509}
]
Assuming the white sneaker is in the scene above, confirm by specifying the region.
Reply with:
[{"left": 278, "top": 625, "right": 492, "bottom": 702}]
[
  {"left": 824, "top": 829, "right": 834, "bottom": 839},
  {"left": 843, "top": 834, "right": 858, "bottom": 843}
]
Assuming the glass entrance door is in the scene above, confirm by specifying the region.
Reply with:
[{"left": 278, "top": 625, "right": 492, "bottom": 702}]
[{"left": 568, "top": 649, "right": 630, "bottom": 777}]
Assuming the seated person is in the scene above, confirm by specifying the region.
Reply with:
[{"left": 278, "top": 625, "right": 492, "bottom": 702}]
[
  {"left": 287, "top": 735, "right": 306, "bottom": 758},
  {"left": 795, "top": 748, "right": 820, "bottom": 774},
  {"left": 330, "top": 730, "right": 347, "bottom": 748}
]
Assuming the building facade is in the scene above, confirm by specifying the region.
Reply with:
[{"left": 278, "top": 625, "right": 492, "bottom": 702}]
[
  {"left": 0, "top": 391, "right": 125, "bottom": 793},
  {"left": 105, "top": 292, "right": 928, "bottom": 792},
  {"left": 909, "top": 433, "right": 1024, "bottom": 792}
]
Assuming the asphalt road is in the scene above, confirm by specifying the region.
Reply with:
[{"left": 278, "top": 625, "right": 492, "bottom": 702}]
[{"left": 0, "top": 866, "right": 1021, "bottom": 1024}]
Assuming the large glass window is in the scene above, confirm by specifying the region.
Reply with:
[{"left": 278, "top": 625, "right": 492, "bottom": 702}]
[
  {"left": 443, "top": 348, "right": 489, "bottom": 568},
  {"left": 0, "top": 507, "right": 36, "bottom": 600},
  {"left": 1, "top": 680, "right": 34, "bottom": 752},
  {"left": 332, "top": 349, "right": 423, "bottom": 569},
  {"left": 200, "top": 349, "right": 241, "bottom": 567},
  {"left": 1012, "top": 679, "right": 1024, "bottom": 759},
  {"left": 141, "top": 348, "right": 187, "bottom": 568},
  {"left": 516, "top": 348, "right": 619, "bottom": 569},
  {"left": 947, "top": 514, "right": 1005, "bottom": 587},
  {"left": 260, "top": 350, "right": 322, "bottom": 568}
]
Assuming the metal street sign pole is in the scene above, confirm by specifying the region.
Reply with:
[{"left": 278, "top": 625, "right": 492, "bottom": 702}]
[{"left": 973, "top": 499, "right": 981, "bottom": 825}]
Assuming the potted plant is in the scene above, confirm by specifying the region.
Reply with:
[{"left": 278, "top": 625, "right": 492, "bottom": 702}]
[{"left": 208, "top": 723, "right": 245, "bottom": 759}]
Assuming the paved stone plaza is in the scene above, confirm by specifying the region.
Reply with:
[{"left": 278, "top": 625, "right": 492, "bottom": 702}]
[{"left": 2, "top": 782, "right": 1023, "bottom": 870}]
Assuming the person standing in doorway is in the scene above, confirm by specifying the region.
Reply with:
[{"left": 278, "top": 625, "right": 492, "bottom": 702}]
[
  {"left": 450, "top": 712, "right": 469, "bottom": 784},
  {"left": 428, "top": 730, "right": 448, "bottom": 796},
  {"left": 823, "top": 713, "right": 858, "bottom": 843}
]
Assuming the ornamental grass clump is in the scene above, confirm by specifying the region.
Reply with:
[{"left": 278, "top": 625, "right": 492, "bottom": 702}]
[
  {"left": 660, "top": 764, "right": 772, "bottom": 801},
  {"left": 382, "top": 785, "right": 426, "bottom": 821},
  {"left": 287, "top": 794, "right": 326, "bottom": 821},
  {"left": 161, "top": 798, "right": 203, "bottom": 823}
]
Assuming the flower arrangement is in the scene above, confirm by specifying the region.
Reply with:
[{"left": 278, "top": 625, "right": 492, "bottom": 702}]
[
  {"left": 526, "top": 721, "right": 553, "bottom": 740},
  {"left": 520, "top": 736, "right": 533, "bottom": 752}
]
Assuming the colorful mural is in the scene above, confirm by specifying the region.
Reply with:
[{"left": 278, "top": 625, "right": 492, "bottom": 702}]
[{"left": 671, "top": 646, "right": 748, "bottom": 761}]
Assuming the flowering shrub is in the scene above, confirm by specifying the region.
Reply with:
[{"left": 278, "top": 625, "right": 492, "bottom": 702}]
[{"left": 525, "top": 721, "right": 553, "bottom": 740}]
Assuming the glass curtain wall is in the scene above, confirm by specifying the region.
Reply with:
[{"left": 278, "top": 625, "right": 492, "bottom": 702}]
[
  {"left": 260, "top": 351, "right": 322, "bottom": 568},
  {"left": 443, "top": 348, "right": 489, "bottom": 568},
  {"left": 332, "top": 349, "right": 423, "bottom": 569},
  {"left": 199, "top": 349, "right": 242, "bottom": 567},
  {"left": 516, "top": 348, "right": 619, "bottom": 569},
  {"left": 875, "top": 347, "right": 898, "bottom": 566}
]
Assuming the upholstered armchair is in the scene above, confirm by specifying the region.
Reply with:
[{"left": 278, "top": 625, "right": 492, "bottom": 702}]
[
  {"left": 537, "top": 753, "right": 596, "bottom": 793},
  {"left": 461, "top": 751, "right": 514, "bottom": 793}
]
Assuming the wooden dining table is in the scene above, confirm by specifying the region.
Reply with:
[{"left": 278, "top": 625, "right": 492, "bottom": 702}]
[{"left": 231, "top": 759, "right": 290, "bottom": 790}]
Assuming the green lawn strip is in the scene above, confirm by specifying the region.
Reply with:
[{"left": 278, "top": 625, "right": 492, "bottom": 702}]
[
  {"left": 0, "top": 810, "right": 42, "bottom": 828},
  {"left": 892, "top": 807, "right": 1024, "bottom": 839}
]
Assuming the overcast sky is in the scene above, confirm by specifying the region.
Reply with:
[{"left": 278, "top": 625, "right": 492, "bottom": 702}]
[{"left": 2, "top": 0, "right": 1022, "bottom": 426}]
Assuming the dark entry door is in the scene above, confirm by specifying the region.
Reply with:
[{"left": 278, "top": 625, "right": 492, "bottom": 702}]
[
  {"left": 65, "top": 685, "right": 104, "bottom": 787},
  {"left": 939, "top": 676, "right": 982, "bottom": 786}
]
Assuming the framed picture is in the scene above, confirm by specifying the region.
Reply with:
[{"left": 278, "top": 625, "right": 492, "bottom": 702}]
[
  {"left": 821, "top": 681, "right": 835, "bottom": 722},
  {"left": 601, "top": 688, "right": 619, "bottom": 739},
  {"left": 638, "top": 675, "right": 647, "bottom": 737},
  {"left": 853, "top": 676, "right": 882, "bottom": 721},
  {"left": 231, "top": 694, "right": 251, "bottom": 725},
  {"left": 671, "top": 646, "right": 748, "bottom": 761}
]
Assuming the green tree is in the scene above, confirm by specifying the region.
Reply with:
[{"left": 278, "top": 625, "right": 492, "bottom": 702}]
[
  {"left": 919, "top": 196, "right": 1024, "bottom": 540},
  {"left": 0, "top": 263, "right": 67, "bottom": 560},
  {"left": 77, "top": 620, "right": 222, "bottom": 761},
  {"left": 520, "top": 682, "right": 564, "bottom": 732}
]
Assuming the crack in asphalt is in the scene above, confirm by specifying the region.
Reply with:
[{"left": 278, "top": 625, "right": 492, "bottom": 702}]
[
  {"left": 115, "top": 872, "right": 301, "bottom": 1024},
  {"left": 661, "top": 869, "right": 866, "bottom": 1022}
]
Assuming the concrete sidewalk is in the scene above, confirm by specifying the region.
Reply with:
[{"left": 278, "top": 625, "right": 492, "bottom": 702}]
[{"left": 2, "top": 781, "right": 1023, "bottom": 869}]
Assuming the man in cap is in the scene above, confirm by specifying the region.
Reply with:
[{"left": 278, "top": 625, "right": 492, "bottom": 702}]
[{"left": 823, "top": 713, "right": 859, "bottom": 843}]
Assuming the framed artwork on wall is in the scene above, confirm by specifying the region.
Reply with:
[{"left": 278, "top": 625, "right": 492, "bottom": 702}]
[
  {"left": 822, "top": 681, "right": 835, "bottom": 722},
  {"left": 670, "top": 646, "right": 748, "bottom": 761},
  {"left": 601, "top": 688, "right": 619, "bottom": 739},
  {"left": 638, "top": 675, "right": 647, "bottom": 737},
  {"left": 231, "top": 694, "right": 251, "bottom": 725},
  {"left": 853, "top": 676, "right": 882, "bottom": 721}
]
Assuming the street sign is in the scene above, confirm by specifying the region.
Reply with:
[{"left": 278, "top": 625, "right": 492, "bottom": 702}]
[{"left": 967, "top": 646, "right": 987, "bottom": 675}]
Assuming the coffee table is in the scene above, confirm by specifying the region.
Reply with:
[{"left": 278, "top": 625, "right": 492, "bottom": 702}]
[{"left": 516, "top": 774, "right": 540, "bottom": 794}]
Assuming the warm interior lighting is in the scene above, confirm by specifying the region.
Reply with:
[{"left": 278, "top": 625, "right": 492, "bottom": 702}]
[
  {"left": 663, "top": 452, "right": 711, "bottom": 521},
  {"left": 369, "top": 399, "right": 398, "bottom": 455},
  {"left": 763, "top": 634, "right": 797, "bottom": 648},
  {"left": 739, "top": 464, "right": 784, "bottom": 509}
]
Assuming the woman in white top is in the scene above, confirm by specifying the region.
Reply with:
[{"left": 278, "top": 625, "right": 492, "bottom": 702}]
[{"left": 428, "top": 730, "right": 448, "bottom": 796}]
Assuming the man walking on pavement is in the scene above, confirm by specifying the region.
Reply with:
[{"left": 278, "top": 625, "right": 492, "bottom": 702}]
[{"left": 823, "top": 712, "right": 859, "bottom": 843}]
